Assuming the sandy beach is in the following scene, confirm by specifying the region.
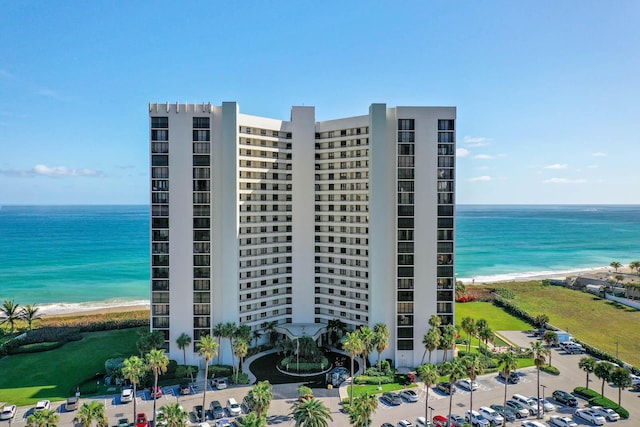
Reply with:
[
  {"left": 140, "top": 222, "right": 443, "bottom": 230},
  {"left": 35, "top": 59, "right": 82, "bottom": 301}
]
[
  {"left": 457, "top": 265, "right": 637, "bottom": 285},
  {"left": 39, "top": 301, "right": 150, "bottom": 318}
]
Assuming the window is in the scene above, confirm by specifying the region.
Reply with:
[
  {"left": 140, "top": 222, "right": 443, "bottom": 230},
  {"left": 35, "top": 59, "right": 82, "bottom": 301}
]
[
  {"left": 193, "top": 117, "right": 210, "bottom": 128},
  {"left": 398, "top": 132, "right": 415, "bottom": 143},
  {"left": 151, "top": 117, "right": 168, "bottom": 128},
  {"left": 151, "top": 129, "right": 168, "bottom": 141},
  {"left": 438, "top": 132, "right": 454, "bottom": 143},
  {"left": 193, "top": 130, "right": 210, "bottom": 141},
  {"left": 398, "top": 119, "right": 415, "bottom": 130},
  {"left": 438, "top": 119, "right": 455, "bottom": 131}
]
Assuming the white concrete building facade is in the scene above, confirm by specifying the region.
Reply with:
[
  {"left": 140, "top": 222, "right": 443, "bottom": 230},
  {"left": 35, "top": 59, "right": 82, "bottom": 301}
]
[{"left": 149, "top": 102, "right": 456, "bottom": 367}]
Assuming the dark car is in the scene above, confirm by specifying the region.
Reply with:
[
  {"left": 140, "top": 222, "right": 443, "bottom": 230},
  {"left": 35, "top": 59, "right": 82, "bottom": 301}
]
[
  {"left": 380, "top": 392, "right": 402, "bottom": 406},
  {"left": 179, "top": 383, "right": 192, "bottom": 395},
  {"left": 210, "top": 401, "right": 225, "bottom": 419},
  {"left": 118, "top": 418, "right": 130, "bottom": 427},
  {"left": 436, "top": 382, "right": 455, "bottom": 395},
  {"left": 498, "top": 371, "right": 519, "bottom": 384},
  {"left": 193, "top": 405, "right": 205, "bottom": 421},
  {"left": 489, "top": 404, "right": 516, "bottom": 422},
  {"left": 552, "top": 390, "right": 578, "bottom": 406}
]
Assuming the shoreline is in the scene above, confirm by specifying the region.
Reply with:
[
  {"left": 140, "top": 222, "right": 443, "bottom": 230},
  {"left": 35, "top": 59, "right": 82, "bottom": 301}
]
[
  {"left": 38, "top": 299, "right": 150, "bottom": 318},
  {"left": 458, "top": 265, "right": 634, "bottom": 285}
]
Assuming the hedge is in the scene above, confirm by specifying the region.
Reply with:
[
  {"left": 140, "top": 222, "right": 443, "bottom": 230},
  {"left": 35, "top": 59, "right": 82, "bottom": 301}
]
[
  {"left": 574, "top": 387, "right": 629, "bottom": 419},
  {"left": 207, "top": 365, "right": 233, "bottom": 379},
  {"left": 574, "top": 387, "right": 600, "bottom": 399},
  {"left": 492, "top": 298, "right": 536, "bottom": 326},
  {"left": 10, "top": 341, "right": 66, "bottom": 354},
  {"left": 280, "top": 357, "right": 329, "bottom": 373},
  {"left": 353, "top": 375, "right": 395, "bottom": 385},
  {"left": 540, "top": 365, "right": 560, "bottom": 375}
]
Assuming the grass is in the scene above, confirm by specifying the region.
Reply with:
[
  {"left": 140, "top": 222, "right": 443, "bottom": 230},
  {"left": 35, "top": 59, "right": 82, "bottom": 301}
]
[
  {"left": 0, "top": 327, "right": 143, "bottom": 406},
  {"left": 455, "top": 301, "right": 533, "bottom": 331},
  {"left": 348, "top": 382, "right": 418, "bottom": 397},
  {"left": 478, "top": 281, "right": 640, "bottom": 366}
]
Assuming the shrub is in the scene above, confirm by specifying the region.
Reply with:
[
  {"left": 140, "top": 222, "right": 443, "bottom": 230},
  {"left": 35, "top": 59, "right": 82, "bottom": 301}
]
[
  {"left": 494, "top": 288, "right": 515, "bottom": 299},
  {"left": 10, "top": 341, "right": 65, "bottom": 354},
  {"left": 279, "top": 357, "right": 329, "bottom": 372},
  {"left": 589, "top": 397, "right": 629, "bottom": 419},
  {"left": 353, "top": 375, "right": 395, "bottom": 385},
  {"left": 492, "top": 298, "right": 536, "bottom": 326},
  {"left": 574, "top": 387, "right": 600, "bottom": 399},
  {"left": 208, "top": 365, "right": 233, "bottom": 379},
  {"left": 105, "top": 357, "right": 125, "bottom": 377},
  {"left": 540, "top": 365, "right": 559, "bottom": 375},
  {"left": 175, "top": 365, "right": 199, "bottom": 379},
  {"left": 229, "top": 372, "right": 249, "bottom": 385}
]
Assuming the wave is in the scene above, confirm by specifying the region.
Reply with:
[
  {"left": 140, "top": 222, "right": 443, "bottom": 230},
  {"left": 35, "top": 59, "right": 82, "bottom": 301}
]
[
  {"left": 37, "top": 299, "right": 150, "bottom": 316},
  {"left": 458, "top": 265, "right": 612, "bottom": 284}
]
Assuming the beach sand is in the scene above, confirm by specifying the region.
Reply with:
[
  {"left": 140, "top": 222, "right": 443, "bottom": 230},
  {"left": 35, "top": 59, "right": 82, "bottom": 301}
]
[{"left": 40, "top": 302, "right": 150, "bottom": 318}]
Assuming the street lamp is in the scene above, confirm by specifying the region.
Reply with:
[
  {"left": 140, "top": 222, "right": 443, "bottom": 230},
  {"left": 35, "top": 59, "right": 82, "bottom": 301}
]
[
  {"left": 540, "top": 384, "right": 547, "bottom": 419},
  {"left": 428, "top": 406, "right": 435, "bottom": 421}
]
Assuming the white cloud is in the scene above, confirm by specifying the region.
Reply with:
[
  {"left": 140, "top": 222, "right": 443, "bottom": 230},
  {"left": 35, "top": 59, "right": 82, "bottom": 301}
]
[
  {"left": 468, "top": 176, "right": 492, "bottom": 182},
  {"left": 476, "top": 166, "right": 491, "bottom": 171},
  {"left": 0, "top": 164, "right": 104, "bottom": 178},
  {"left": 592, "top": 152, "right": 607, "bottom": 157},
  {"left": 463, "top": 136, "right": 492, "bottom": 147},
  {"left": 543, "top": 163, "right": 568, "bottom": 170},
  {"left": 473, "top": 154, "right": 493, "bottom": 159},
  {"left": 586, "top": 164, "right": 599, "bottom": 169},
  {"left": 543, "top": 178, "right": 587, "bottom": 184},
  {"left": 456, "top": 148, "right": 470, "bottom": 157}
]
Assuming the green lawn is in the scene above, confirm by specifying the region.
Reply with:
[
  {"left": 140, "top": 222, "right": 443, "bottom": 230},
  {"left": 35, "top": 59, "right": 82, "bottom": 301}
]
[
  {"left": 455, "top": 301, "right": 532, "bottom": 331},
  {"left": 0, "top": 327, "right": 143, "bottom": 406},
  {"left": 347, "top": 382, "right": 418, "bottom": 398},
  {"left": 482, "top": 281, "right": 640, "bottom": 366}
]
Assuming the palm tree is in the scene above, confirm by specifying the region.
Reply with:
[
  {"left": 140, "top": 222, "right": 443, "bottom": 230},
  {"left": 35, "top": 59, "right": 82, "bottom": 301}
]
[
  {"left": 542, "top": 331, "right": 558, "bottom": 366},
  {"left": 233, "top": 337, "right": 249, "bottom": 383},
  {"left": 157, "top": 403, "right": 189, "bottom": 427},
  {"left": 176, "top": 332, "right": 192, "bottom": 365},
  {"left": 212, "top": 322, "right": 225, "bottom": 364},
  {"left": 246, "top": 380, "right": 273, "bottom": 417},
  {"left": 499, "top": 351, "right": 518, "bottom": 427},
  {"left": 223, "top": 321, "right": 238, "bottom": 367},
  {"left": 252, "top": 329, "right": 262, "bottom": 347},
  {"left": 478, "top": 325, "right": 494, "bottom": 350},
  {"left": 235, "top": 412, "right": 267, "bottom": 427},
  {"left": 263, "top": 320, "right": 279, "bottom": 346},
  {"left": 610, "top": 261, "right": 622, "bottom": 272},
  {"left": 372, "top": 323, "right": 390, "bottom": 371},
  {"left": 0, "top": 299, "right": 21, "bottom": 334},
  {"left": 422, "top": 327, "right": 440, "bottom": 364},
  {"left": 594, "top": 361, "right": 615, "bottom": 397},
  {"left": 73, "top": 401, "right": 108, "bottom": 427},
  {"left": 20, "top": 304, "right": 41, "bottom": 331},
  {"left": 630, "top": 260, "right": 640, "bottom": 275},
  {"left": 327, "top": 318, "right": 347, "bottom": 346},
  {"left": 342, "top": 330, "right": 364, "bottom": 405},
  {"left": 146, "top": 348, "right": 169, "bottom": 427},
  {"left": 533, "top": 314, "right": 549, "bottom": 330},
  {"left": 440, "top": 324, "right": 457, "bottom": 361},
  {"left": 27, "top": 409, "right": 59, "bottom": 427},
  {"left": 531, "top": 341, "right": 549, "bottom": 418},
  {"left": 197, "top": 335, "right": 219, "bottom": 421},
  {"left": 417, "top": 363, "right": 439, "bottom": 422},
  {"left": 462, "top": 353, "right": 485, "bottom": 413},
  {"left": 579, "top": 357, "right": 597, "bottom": 389},
  {"left": 122, "top": 355, "right": 147, "bottom": 421},
  {"left": 460, "top": 317, "right": 476, "bottom": 353},
  {"left": 358, "top": 326, "right": 375, "bottom": 369},
  {"left": 236, "top": 324, "right": 252, "bottom": 344},
  {"left": 428, "top": 314, "right": 442, "bottom": 328},
  {"left": 348, "top": 393, "right": 378, "bottom": 427},
  {"left": 440, "top": 358, "right": 466, "bottom": 425},
  {"left": 290, "top": 397, "right": 333, "bottom": 427},
  {"left": 610, "top": 367, "right": 632, "bottom": 405}
]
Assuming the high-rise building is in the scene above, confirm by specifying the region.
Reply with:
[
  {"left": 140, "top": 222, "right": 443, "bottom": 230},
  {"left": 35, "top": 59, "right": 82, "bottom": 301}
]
[{"left": 149, "top": 102, "right": 456, "bottom": 367}]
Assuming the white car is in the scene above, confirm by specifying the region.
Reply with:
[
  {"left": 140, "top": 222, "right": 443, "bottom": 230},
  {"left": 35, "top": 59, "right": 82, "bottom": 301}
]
[
  {"left": 478, "top": 407, "right": 503, "bottom": 425},
  {"left": 529, "top": 396, "right": 555, "bottom": 412},
  {"left": 458, "top": 378, "right": 479, "bottom": 391},
  {"left": 399, "top": 389, "right": 420, "bottom": 402},
  {"left": 226, "top": 398, "right": 241, "bottom": 416},
  {"left": 590, "top": 406, "right": 620, "bottom": 421},
  {"left": 548, "top": 416, "right": 577, "bottom": 427},
  {"left": 0, "top": 405, "right": 17, "bottom": 420},
  {"left": 398, "top": 420, "right": 414, "bottom": 427},
  {"left": 520, "top": 422, "right": 546, "bottom": 427},
  {"left": 35, "top": 400, "right": 51, "bottom": 411},
  {"left": 213, "top": 378, "right": 227, "bottom": 390},
  {"left": 121, "top": 388, "right": 134, "bottom": 403},
  {"left": 575, "top": 409, "right": 606, "bottom": 426},
  {"left": 465, "top": 410, "right": 490, "bottom": 427}
]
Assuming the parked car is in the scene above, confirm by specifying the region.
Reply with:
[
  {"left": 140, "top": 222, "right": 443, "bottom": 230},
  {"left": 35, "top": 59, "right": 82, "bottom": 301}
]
[
  {"left": 511, "top": 394, "right": 539, "bottom": 415},
  {"left": 380, "top": 392, "right": 402, "bottom": 406},
  {"left": 436, "top": 382, "right": 455, "bottom": 395},
  {"left": 193, "top": 405, "right": 204, "bottom": 422},
  {"left": 118, "top": 418, "right": 130, "bottom": 427},
  {"left": 489, "top": 404, "right": 517, "bottom": 422},
  {"left": 211, "top": 378, "right": 227, "bottom": 390},
  {"left": 564, "top": 344, "right": 584, "bottom": 354},
  {"left": 399, "top": 389, "right": 419, "bottom": 402},
  {"left": 520, "top": 422, "right": 546, "bottom": 427},
  {"left": 498, "top": 370, "right": 519, "bottom": 383},
  {"left": 179, "top": 383, "right": 192, "bottom": 395},
  {"left": 548, "top": 416, "right": 578, "bottom": 427},
  {"left": 226, "top": 398, "right": 241, "bottom": 416},
  {"left": 448, "top": 414, "right": 466, "bottom": 427},
  {"left": 241, "top": 395, "right": 253, "bottom": 414},
  {"left": 464, "top": 410, "right": 490, "bottom": 427},
  {"left": 505, "top": 400, "right": 529, "bottom": 419},
  {"left": 398, "top": 421, "right": 414, "bottom": 427},
  {"left": 150, "top": 386, "right": 163, "bottom": 399},
  {"left": 135, "top": 413, "right": 148, "bottom": 427},
  {"left": 0, "top": 405, "right": 16, "bottom": 420},
  {"left": 575, "top": 409, "right": 605, "bottom": 426},
  {"left": 121, "top": 388, "right": 134, "bottom": 403},
  {"left": 209, "top": 401, "right": 225, "bottom": 419},
  {"left": 381, "top": 424, "right": 395, "bottom": 427},
  {"left": 552, "top": 390, "right": 577, "bottom": 406},
  {"left": 590, "top": 406, "right": 620, "bottom": 422},
  {"left": 457, "top": 378, "right": 479, "bottom": 391},
  {"left": 432, "top": 415, "right": 448, "bottom": 427},
  {"left": 416, "top": 417, "right": 431, "bottom": 426},
  {"left": 478, "top": 406, "right": 503, "bottom": 425},
  {"left": 215, "top": 419, "right": 231, "bottom": 427},
  {"left": 65, "top": 396, "right": 79, "bottom": 411},
  {"left": 35, "top": 400, "right": 51, "bottom": 411},
  {"left": 529, "top": 397, "right": 555, "bottom": 412}
]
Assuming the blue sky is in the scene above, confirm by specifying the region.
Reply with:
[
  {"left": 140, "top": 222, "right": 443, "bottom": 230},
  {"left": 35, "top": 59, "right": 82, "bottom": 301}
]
[{"left": 1, "top": 1, "right": 638, "bottom": 205}]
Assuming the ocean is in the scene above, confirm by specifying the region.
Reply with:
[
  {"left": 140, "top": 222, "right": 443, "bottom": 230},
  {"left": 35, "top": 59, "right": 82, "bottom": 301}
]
[{"left": 1, "top": 205, "right": 639, "bottom": 312}]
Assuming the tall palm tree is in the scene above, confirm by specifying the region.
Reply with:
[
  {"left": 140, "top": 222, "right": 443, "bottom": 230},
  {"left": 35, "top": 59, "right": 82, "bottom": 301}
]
[
  {"left": 610, "top": 367, "right": 632, "bottom": 405},
  {"left": 348, "top": 393, "right": 378, "bottom": 427},
  {"left": 233, "top": 337, "right": 249, "bottom": 383},
  {"left": 122, "top": 355, "right": 147, "bottom": 422},
  {"left": 235, "top": 412, "right": 267, "bottom": 427},
  {"left": 578, "top": 357, "right": 597, "bottom": 389},
  {"left": 499, "top": 351, "right": 518, "bottom": 427},
  {"left": 236, "top": 323, "right": 252, "bottom": 343},
  {"left": 252, "top": 329, "right": 262, "bottom": 347},
  {"left": 246, "top": 380, "right": 273, "bottom": 417},
  {"left": 630, "top": 260, "right": 640, "bottom": 275},
  {"left": 0, "top": 299, "right": 21, "bottom": 334},
  {"left": 422, "top": 327, "right": 440, "bottom": 364},
  {"left": 290, "top": 397, "right": 333, "bottom": 427},
  {"left": 327, "top": 318, "right": 347, "bottom": 346},
  {"left": 176, "top": 332, "right": 192, "bottom": 365},
  {"left": 20, "top": 304, "right": 41, "bottom": 331},
  {"left": 428, "top": 314, "right": 442, "bottom": 328},
  {"left": 157, "top": 403, "right": 189, "bottom": 427},
  {"left": 372, "top": 323, "right": 390, "bottom": 371},
  {"left": 533, "top": 314, "right": 549, "bottom": 330},
  {"left": 531, "top": 341, "right": 549, "bottom": 418},
  {"left": 441, "top": 324, "right": 457, "bottom": 361},
  {"left": 462, "top": 353, "right": 485, "bottom": 413},
  {"left": 542, "top": 331, "right": 558, "bottom": 366},
  {"left": 146, "top": 348, "right": 169, "bottom": 427},
  {"left": 416, "top": 363, "right": 439, "bottom": 422},
  {"left": 460, "top": 317, "right": 476, "bottom": 353},
  {"left": 441, "top": 358, "right": 466, "bottom": 425},
  {"left": 358, "top": 326, "right": 375, "bottom": 369},
  {"left": 343, "top": 330, "right": 364, "bottom": 405},
  {"left": 27, "top": 409, "right": 59, "bottom": 427},
  {"left": 73, "top": 401, "right": 108, "bottom": 427},
  {"left": 478, "top": 325, "right": 494, "bottom": 350},
  {"left": 610, "top": 261, "right": 622, "bottom": 272},
  {"left": 223, "top": 321, "right": 238, "bottom": 367},
  {"left": 197, "top": 334, "right": 219, "bottom": 421},
  {"left": 594, "top": 361, "right": 614, "bottom": 397},
  {"left": 212, "top": 322, "right": 225, "bottom": 364}
]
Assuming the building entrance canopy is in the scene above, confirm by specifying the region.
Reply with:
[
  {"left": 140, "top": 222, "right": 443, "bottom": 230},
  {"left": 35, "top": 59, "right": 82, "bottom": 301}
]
[{"left": 275, "top": 323, "right": 326, "bottom": 341}]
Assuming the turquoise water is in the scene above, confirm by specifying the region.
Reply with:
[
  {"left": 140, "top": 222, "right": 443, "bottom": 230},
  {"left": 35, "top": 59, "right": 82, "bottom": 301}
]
[{"left": 1, "top": 205, "right": 639, "bottom": 310}]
